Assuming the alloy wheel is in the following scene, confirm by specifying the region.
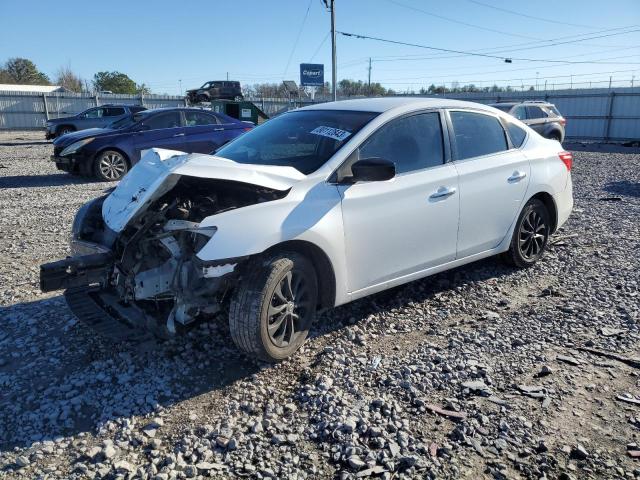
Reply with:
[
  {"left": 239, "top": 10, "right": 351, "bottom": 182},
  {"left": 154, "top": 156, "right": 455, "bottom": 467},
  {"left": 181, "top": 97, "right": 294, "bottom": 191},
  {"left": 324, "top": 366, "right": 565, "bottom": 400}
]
[
  {"left": 267, "top": 270, "right": 311, "bottom": 348},
  {"left": 518, "top": 209, "right": 548, "bottom": 260},
  {"left": 99, "top": 152, "right": 127, "bottom": 180}
]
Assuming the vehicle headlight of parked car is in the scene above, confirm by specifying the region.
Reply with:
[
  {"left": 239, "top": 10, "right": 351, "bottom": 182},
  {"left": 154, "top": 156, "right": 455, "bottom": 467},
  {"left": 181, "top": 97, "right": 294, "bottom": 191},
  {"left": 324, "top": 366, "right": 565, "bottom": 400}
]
[{"left": 60, "top": 137, "right": 94, "bottom": 156}]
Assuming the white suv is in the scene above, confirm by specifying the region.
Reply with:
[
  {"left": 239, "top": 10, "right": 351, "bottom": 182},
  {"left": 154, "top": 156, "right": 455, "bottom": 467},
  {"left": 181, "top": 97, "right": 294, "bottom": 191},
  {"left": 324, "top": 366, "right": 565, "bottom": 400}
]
[{"left": 40, "top": 98, "right": 574, "bottom": 362}]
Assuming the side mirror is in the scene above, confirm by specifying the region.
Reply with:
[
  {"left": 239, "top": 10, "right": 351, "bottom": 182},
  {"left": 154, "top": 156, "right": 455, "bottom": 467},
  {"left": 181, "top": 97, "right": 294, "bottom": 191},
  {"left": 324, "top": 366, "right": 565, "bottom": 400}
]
[{"left": 350, "top": 158, "right": 395, "bottom": 182}]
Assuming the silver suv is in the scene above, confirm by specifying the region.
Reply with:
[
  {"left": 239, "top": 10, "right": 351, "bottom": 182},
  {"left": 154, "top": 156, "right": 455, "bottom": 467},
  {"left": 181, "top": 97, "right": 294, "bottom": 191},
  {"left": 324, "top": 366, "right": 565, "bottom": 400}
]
[{"left": 490, "top": 101, "right": 566, "bottom": 142}]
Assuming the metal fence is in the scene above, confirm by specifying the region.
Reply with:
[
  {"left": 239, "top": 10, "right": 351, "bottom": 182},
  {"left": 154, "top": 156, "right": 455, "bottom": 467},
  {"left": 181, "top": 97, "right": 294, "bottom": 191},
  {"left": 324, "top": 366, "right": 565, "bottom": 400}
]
[
  {"left": 2, "top": 87, "right": 638, "bottom": 143},
  {"left": 248, "top": 87, "right": 640, "bottom": 143},
  {"left": 0, "top": 91, "right": 186, "bottom": 129}
]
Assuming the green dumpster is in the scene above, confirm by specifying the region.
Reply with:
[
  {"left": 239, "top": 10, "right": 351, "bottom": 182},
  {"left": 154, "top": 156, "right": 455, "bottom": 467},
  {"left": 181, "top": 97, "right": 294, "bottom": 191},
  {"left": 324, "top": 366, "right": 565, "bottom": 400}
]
[{"left": 209, "top": 100, "right": 268, "bottom": 125}]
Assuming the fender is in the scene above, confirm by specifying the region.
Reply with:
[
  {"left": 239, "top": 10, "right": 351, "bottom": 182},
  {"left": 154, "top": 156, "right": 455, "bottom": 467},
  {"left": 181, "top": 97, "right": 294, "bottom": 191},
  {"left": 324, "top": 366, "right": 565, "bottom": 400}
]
[{"left": 196, "top": 180, "right": 350, "bottom": 305}]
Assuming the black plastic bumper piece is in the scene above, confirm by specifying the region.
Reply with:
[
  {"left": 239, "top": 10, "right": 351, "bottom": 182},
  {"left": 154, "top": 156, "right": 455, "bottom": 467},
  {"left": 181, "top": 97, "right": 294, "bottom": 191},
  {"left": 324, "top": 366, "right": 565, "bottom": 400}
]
[
  {"left": 40, "top": 253, "right": 113, "bottom": 293},
  {"left": 65, "top": 288, "right": 154, "bottom": 343}
]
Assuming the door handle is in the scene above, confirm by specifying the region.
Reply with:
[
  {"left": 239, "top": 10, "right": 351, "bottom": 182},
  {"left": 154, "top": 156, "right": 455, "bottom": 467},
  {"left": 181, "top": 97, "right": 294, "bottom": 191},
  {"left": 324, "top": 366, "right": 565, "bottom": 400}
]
[
  {"left": 173, "top": 133, "right": 185, "bottom": 137},
  {"left": 213, "top": 127, "right": 224, "bottom": 131},
  {"left": 429, "top": 186, "right": 456, "bottom": 199},
  {"left": 508, "top": 171, "right": 527, "bottom": 182}
]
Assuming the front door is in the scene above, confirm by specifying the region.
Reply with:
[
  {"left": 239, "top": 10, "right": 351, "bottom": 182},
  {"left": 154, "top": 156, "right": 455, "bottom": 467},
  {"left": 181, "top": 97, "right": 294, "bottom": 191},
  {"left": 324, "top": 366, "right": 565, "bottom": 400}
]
[
  {"left": 133, "top": 111, "right": 185, "bottom": 162},
  {"left": 448, "top": 110, "right": 530, "bottom": 258},
  {"left": 338, "top": 111, "right": 459, "bottom": 294}
]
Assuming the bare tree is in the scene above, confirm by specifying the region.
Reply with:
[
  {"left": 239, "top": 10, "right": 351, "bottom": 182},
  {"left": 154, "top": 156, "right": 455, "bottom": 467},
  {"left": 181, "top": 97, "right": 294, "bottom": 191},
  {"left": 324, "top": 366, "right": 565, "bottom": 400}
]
[{"left": 55, "top": 64, "right": 83, "bottom": 92}]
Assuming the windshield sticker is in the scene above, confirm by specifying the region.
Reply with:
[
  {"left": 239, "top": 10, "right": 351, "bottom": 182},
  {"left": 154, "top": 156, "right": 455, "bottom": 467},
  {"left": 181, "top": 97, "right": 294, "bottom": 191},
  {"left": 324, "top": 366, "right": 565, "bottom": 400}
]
[{"left": 310, "top": 126, "right": 352, "bottom": 141}]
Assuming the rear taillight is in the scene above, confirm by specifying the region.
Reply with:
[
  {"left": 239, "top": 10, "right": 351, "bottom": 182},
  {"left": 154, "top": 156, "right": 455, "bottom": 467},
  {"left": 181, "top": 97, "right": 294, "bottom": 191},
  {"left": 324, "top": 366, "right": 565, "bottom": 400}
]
[
  {"left": 243, "top": 127, "right": 252, "bottom": 132},
  {"left": 559, "top": 151, "right": 572, "bottom": 171},
  {"left": 559, "top": 117, "right": 566, "bottom": 126}
]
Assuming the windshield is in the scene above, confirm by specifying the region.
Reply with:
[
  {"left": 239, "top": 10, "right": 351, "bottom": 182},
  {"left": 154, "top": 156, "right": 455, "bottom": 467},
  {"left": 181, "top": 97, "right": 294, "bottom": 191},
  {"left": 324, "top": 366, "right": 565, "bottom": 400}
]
[
  {"left": 215, "top": 110, "right": 378, "bottom": 174},
  {"left": 108, "top": 111, "right": 150, "bottom": 129}
]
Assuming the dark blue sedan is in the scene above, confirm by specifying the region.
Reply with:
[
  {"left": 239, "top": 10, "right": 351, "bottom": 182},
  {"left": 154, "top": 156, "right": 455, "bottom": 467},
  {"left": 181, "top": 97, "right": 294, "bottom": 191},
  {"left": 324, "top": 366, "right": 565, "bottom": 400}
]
[{"left": 52, "top": 108, "right": 251, "bottom": 181}]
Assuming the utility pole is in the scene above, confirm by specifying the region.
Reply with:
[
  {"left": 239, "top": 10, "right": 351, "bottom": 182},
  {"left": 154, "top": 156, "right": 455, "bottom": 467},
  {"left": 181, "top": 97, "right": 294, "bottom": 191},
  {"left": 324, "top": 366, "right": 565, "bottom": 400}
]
[
  {"left": 331, "top": 0, "right": 337, "bottom": 101},
  {"left": 609, "top": 76, "right": 612, "bottom": 89},
  {"left": 368, "top": 57, "right": 372, "bottom": 95},
  {"left": 226, "top": 72, "right": 229, "bottom": 81}
]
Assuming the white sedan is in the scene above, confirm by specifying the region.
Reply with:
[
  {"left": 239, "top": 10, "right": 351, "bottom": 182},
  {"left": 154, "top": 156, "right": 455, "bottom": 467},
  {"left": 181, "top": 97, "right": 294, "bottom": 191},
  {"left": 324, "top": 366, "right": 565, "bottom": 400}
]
[{"left": 40, "top": 97, "right": 573, "bottom": 362}]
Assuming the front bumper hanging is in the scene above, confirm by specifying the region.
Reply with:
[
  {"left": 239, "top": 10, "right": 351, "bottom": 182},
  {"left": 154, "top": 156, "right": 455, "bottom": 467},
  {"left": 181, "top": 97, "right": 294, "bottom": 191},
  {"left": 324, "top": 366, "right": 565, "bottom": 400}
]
[{"left": 40, "top": 252, "right": 113, "bottom": 292}]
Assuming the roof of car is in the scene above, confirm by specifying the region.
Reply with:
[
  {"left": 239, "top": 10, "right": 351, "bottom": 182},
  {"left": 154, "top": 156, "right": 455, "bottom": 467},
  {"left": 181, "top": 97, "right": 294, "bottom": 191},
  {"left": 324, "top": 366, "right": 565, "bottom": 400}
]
[{"left": 299, "top": 96, "right": 499, "bottom": 113}]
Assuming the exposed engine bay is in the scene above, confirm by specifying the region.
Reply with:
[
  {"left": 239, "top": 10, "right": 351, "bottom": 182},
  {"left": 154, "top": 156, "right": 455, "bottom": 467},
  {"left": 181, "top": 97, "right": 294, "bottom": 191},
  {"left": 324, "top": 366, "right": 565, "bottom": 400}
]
[{"left": 48, "top": 175, "right": 289, "bottom": 336}]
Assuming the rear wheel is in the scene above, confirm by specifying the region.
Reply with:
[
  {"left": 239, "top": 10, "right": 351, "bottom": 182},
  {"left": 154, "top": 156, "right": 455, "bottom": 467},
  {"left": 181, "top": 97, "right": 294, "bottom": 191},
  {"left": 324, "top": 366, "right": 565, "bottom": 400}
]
[
  {"left": 229, "top": 252, "right": 318, "bottom": 362},
  {"left": 94, "top": 150, "right": 128, "bottom": 181},
  {"left": 548, "top": 131, "right": 562, "bottom": 142},
  {"left": 502, "top": 199, "right": 551, "bottom": 268}
]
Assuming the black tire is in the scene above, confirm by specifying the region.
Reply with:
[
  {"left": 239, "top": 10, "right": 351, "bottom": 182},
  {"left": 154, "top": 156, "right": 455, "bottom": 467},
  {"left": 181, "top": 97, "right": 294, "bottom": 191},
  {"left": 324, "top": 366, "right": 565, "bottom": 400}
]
[
  {"left": 229, "top": 252, "right": 318, "bottom": 362},
  {"left": 548, "top": 131, "right": 562, "bottom": 142},
  {"left": 93, "top": 150, "right": 129, "bottom": 181},
  {"left": 57, "top": 125, "right": 75, "bottom": 137},
  {"left": 502, "top": 198, "right": 551, "bottom": 268}
]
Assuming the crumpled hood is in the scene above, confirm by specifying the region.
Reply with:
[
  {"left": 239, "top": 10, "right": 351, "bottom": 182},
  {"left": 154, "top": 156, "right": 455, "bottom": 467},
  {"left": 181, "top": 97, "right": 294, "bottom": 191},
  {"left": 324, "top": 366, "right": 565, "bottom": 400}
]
[{"left": 102, "top": 148, "right": 305, "bottom": 232}]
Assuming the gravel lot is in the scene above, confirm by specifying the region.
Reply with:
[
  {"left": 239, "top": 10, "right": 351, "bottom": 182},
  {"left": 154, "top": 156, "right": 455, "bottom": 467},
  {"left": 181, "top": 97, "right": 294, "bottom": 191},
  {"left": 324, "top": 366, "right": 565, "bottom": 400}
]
[{"left": 0, "top": 130, "right": 639, "bottom": 480}]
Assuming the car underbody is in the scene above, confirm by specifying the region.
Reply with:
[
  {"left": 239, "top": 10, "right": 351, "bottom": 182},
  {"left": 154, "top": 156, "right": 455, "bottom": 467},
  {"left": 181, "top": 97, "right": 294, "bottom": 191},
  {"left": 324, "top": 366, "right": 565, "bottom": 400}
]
[{"left": 41, "top": 171, "right": 288, "bottom": 339}]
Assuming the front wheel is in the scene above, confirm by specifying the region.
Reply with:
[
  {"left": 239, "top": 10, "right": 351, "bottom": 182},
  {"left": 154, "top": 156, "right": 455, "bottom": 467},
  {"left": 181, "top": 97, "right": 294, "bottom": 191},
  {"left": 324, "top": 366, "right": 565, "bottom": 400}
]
[
  {"left": 94, "top": 150, "right": 129, "bottom": 181},
  {"left": 502, "top": 199, "right": 551, "bottom": 268},
  {"left": 229, "top": 252, "right": 318, "bottom": 362}
]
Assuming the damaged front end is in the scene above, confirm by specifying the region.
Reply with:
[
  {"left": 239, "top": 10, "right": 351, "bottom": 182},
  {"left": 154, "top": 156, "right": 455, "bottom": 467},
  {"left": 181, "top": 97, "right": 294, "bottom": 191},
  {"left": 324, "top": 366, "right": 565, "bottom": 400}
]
[{"left": 40, "top": 150, "right": 296, "bottom": 340}]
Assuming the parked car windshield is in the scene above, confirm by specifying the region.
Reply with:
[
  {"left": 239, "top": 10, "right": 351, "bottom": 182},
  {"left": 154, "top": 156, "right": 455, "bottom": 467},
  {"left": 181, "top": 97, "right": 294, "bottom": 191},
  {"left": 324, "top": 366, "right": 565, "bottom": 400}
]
[
  {"left": 215, "top": 110, "right": 378, "bottom": 174},
  {"left": 108, "top": 111, "right": 151, "bottom": 129}
]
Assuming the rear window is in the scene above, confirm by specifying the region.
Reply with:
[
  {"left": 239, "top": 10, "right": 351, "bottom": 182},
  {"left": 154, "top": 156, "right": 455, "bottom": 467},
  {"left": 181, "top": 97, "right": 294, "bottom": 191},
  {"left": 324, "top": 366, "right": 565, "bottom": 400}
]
[
  {"left": 506, "top": 122, "right": 527, "bottom": 148},
  {"left": 526, "top": 106, "right": 547, "bottom": 119},
  {"left": 451, "top": 111, "right": 508, "bottom": 160},
  {"left": 545, "top": 105, "right": 562, "bottom": 117}
]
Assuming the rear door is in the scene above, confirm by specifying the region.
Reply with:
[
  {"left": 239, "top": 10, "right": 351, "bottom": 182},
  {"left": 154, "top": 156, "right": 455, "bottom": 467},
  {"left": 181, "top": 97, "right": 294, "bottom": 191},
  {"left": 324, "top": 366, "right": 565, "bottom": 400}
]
[
  {"left": 448, "top": 109, "right": 530, "bottom": 258},
  {"left": 132, "top": 111, "right": 185, "bottom": 162},
  {"left": 78, "top": 107, "right": 106, "bottom": 129},
  {"left": 101, "top": 106, "right": 127, "bottom": 128},
  {"left": 183, "top": 110, "right": 229, "bottom": 153},
  {"left": 525, "top": 105, "right": 548, "bottom": 135},
  {"left": 338, "top": 111, "right": 459, "bottom": 293}
]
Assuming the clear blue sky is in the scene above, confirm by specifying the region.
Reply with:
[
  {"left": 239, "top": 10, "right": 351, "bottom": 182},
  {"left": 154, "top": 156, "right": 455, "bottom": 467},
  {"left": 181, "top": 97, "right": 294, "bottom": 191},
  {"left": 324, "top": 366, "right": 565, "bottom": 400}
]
[{"left": 1, "top": 0, "right": 639, "bottom": 94}]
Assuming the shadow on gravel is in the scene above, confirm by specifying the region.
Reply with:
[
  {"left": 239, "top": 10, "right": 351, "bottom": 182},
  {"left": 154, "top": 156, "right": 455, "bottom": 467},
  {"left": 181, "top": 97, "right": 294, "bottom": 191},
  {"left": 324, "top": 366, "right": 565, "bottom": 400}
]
[
  {"left": 312, "top": 256, "right": 516, "bottom": 340},
  {"left": 0, "top": 174, "right": 90, "bottom": 189},
  {"left": 0, "top": 295, "right": 259, "bottom": 452},
  {"left": 604, "top": 180, "right": 640, "bottom": 198},
  {"left": 0, "top": 141, "right": 51, "bottom": 147},
  {"left": 0, "top": 257, "right": 515, "bottom": 453}
]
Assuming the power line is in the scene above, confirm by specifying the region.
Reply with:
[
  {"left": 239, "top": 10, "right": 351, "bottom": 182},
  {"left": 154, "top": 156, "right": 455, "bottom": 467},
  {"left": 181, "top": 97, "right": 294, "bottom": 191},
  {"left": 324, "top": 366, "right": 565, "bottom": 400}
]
[
  {"left": 464, "top": 0, "right": 597, "bottom": 29},
  {"left": 282, "top": 0, "right": 314, "bottom": 79},
  {"left": 310, "top": 31, "right": 330, "bottom": 61},
  {"left": 383, "top": 0, "right": 541, "bottom": 40},
  {"left": 364, "top": 25, "right": 637, "bottom": 62},
  {"left": 337, "top": 30, "right": 640, "bottom": 65}
]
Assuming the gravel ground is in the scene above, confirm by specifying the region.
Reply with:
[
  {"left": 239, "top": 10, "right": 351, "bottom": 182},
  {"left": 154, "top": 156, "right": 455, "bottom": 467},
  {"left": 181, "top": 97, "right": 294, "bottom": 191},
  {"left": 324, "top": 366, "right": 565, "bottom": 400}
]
[{"left": 0, "top": 130, "right": 639, "bottom": 480}]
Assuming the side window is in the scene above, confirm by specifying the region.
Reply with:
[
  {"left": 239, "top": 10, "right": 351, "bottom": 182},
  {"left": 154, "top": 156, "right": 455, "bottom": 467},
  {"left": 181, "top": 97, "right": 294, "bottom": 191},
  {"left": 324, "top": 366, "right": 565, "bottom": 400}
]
[
  {"left": 506, "top": 122, "right": 527, "bottom": 148},
  {"left": 358, "top": 112, "right": 444, "bottom": 174},
  {"left": 83, "top": 108, "right": 104, "bottom": 118},
  {"left": 450, "top": 111, "right": 508, "bottom": 160},
  {"left": 104, "top": 107, "right": 125, "bottom": 117},
  {"left": 512, "top": 106, "right": 527, "bottom": 120},
  {"left": 184, "top": 111, "right": 219, "bottom": 126},
  {"left": 526, "top": 106, "right": 547, "bottom": 119},
  {"left": 144, "top": 112, "right": 181, "bottom": 130}
]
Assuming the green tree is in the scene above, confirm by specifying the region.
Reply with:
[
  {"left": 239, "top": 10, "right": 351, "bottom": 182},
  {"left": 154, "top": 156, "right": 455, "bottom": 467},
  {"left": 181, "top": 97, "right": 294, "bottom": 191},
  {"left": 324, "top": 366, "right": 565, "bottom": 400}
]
[
  {"left": 3, "top": 57, "right": 50, "bottom": 85},
  {"left": 93, "top": 71, "right": 137, "bottom": 94}
]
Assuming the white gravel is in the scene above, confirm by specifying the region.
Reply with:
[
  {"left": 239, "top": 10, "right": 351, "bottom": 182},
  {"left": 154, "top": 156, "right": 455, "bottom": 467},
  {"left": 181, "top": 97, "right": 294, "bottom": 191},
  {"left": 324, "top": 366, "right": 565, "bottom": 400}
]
[{"left": 0, "top": 130, "right": 639, "bottom": 479}]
